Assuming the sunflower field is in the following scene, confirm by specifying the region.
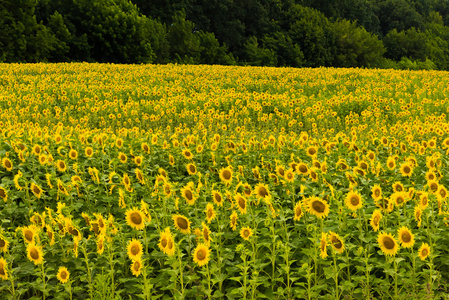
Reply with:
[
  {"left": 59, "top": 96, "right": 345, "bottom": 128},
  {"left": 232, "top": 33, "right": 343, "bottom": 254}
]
[{"left": 1, "top": 63, "right": 449, "bottom": 299}]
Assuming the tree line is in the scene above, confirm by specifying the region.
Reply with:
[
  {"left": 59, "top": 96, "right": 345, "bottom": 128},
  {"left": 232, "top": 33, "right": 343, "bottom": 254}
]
[{"left": 2, "top": 0, "right": 449, "bottom": 70}]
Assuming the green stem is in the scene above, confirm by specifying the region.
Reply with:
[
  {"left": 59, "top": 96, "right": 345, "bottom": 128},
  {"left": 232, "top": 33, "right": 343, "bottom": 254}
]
[
  {"left": 333, "top": 252, "right": 339, "bottom": 300},
  {"left": 41, "top": 262, "right": 46, "bottom": 300}
]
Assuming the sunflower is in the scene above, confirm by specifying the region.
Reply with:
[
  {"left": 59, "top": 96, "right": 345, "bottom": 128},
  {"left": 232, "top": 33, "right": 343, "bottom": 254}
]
[
  {"left": 130, "top": 258, "right": 142, "bottom": 277},
  {"left": 419, "top": 192, "right": 429, "bottom": 210},
  {"left": 32, "top": 145, "right": 42, "bottom": 156},
  {"left": 345, "top": 190, "right": 363, "bottom": 211},
  {"left": 97, "top": 234, "right": 105, "bottom": 255},
  {"left": 0, "top": 235, "right": 9, "bottom": 253},
  {"left": 186, "top": 163, "right": 197, "bottom": 175},
  {"left": 0, "top": 257, "right": 8, "bottom": 280},
  {"left": 234, "top": 193, "right": 247, "bottom": 214},
  {"left": 414, "top": 206, "right": 423, "bottom": 227},
  {"left": 427, "top": 180, "right": 439, "bottom": 193},
  {"left": 127, "top": 239, "right": 143, "bottom": 261},
  {"left": 118, "top": 152, "right": 128, "bottom": 164},
  {"left": 230, "top": 211, "right": 238, "bottom": 231},
  {"left": 173, "top": 214, "right": 191, "bottom": 234},
  {"left": 30, "top": 183, "right": 43, "bottom": 199},
  {"left": 158, "top": 228, "right": 171, "bottom": 253},
  {"left": 375, "top": 198, "right": 394, "bottom": 213},
  {"left": 211, "top": 190, "right": 224, "bottom": 207},
  {"left": 85, "top": 147, "right": 94, "bottom": 157},
  {"left": 399, "top": 162, "right": 413, "bottom": 177},
  {"left": 241, "top": 183, "right": 252, "bottom": 197},
  {"left": 320, "top": 232, "right": 328, "bottom": 259},
  {"left": 240, "top": 227, "right": 253, "bottom": 241},
  {"left": 22, "top": 226, "right": 36, "bottom": 244},
  {"left": 71, "top": 175, "right": 82, "bottom": 186},
  {"left": 27, "top": 243, "right": 44, "bottom": 265},
  {"left": 391, "top": 191, "right": 408, "bottom": 207},
  {"left": 307, "top": 196, "right": 330, "bottom": 219},
  {"left": 418, "top": 243, "right": 431, "bottom": 261},
  {"left": 125, "top": 208, "right": 146, "bottom": 230},
  {"left": 386, "top": 156, "right": 396, "bottom": 170},
  {"left": 219, "top": 167, "right": 233, "bottom": 185},
  {"left": 276, "top": 165, "right": 286, "bottom": 178},
  {"left": 202, "top": 222, "right": 213, "bottom": 245},
  {"left": 56, "top": 160, "right": 67, "bottom": 172},
  {"left": 57, "top": 267, "right": 70, "bottom": 284},
  {"left": 193, "top": 243, "right": 211, "bottom": 267},
  {"left": 329, "top": 232, "right": 345, "bottom": 254},
  {"left": 135, "top": 168, "right": 145, "bottom": 185},
  {"left": 436, "top": 185, "right": 448, "bottom": 201},
  {"left": 182, "top": 149, "right": 194, "bottom": 160},
  {"left": 306, "top": 145, "right": 318, "bottom": 157},
  {"left": 0, "top": 187, "right": 7, "bottom": 202},
  {"left": 378, "top": 232, "right": 399, "bottom": 256},
  {"left": 181, "top": 183, "right": 196, "bottom": 205},
  {"left": 2, "top": 158, "right": 13, "bottom": 171},
  {"left": 205, "top": 203, "right": 216, "bottom": 223},
  {"left": 254, "top": 183, "right": 270, "bottom": 201},
  {"left": 371, "top": 184, "right": 382, "bottom": 201},
  {"left": 134, "top": 156, "right": 143, "bottom": 166},
  {"left": 293, "top": 201, "right": 304, "bottom": 221},
  {"left": 169, "top": 155, "right": 175, "bottom": 166},
  {"left": 370, "top": 209, "right": 382, "bottom": 232},
  {"left": 398, "top": 227, "right": 415, "bottom": 248},
  {"left": 68, "top": 149, "right": 78, "bottom": 160},
  {"left": 297, "top": 162, "right": 309, "bottom": 175}
]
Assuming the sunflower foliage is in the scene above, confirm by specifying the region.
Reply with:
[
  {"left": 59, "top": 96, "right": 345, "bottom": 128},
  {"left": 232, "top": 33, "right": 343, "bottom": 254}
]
[{"left": 1, "top": 63, "right": 449, "bottom": 299}]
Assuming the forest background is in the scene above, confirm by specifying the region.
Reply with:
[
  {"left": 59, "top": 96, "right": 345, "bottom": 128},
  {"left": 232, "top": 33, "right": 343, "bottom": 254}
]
[{"left": 2, "top": 0, "right": 449, "bottom": 70}]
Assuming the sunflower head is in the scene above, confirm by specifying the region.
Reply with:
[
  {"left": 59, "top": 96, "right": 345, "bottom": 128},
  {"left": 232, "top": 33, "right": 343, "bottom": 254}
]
[
  {"left": 69, "top": 149, "right": 78, "bottom": 160},
  {"left": 85, "top": 147, "right": 94, "bottom": 157},
  {"left": 234, "top": 193, "right": 247, "bottom": 214},
  {"left": 293, "top": 201, "right": 303, "bottom": 221},
  {"left": 307, "top": 197, "right": 330, "bottom": 219},
  {"left": 320, "top": 232, "right": 328, "bottom": 259},
  {"left": 193, "top": 243, "right": 211, "bottom": 267},
  {"left": 219, "top": 167, "right": 233, "bottom": 184},
  {"left": 329, "top": 232, "right": 344, "bottom": 254},
  {"left": 27, "top": 243, "right": 44, "bottom": 265},
  {"left": 0, "top": 235, "right": 9, "bottom": 253},
  {"left": 127, "top": 239, "right": 143, "bottom": 260},
  {"left": 126, "top": 208, "right": 146, "bottom": 230},
  {"left": 57, "top": 267, "right": 70, "bottom": 284},
  {"left": 212, "top": 190, "right": 224, "bottom": 206},
  {"left": 131, "top": 258, "right": 142, "bottom": 277},
  {"left": 186, "top": 163, "right": 197, "bottom": 175},
  {"left": 418, "top": 243, "right": 431, "bottom": 261},
  {"left": 254, "top": 183, "right": 270, "bottom": 200},
  {"left": 378, "top": 232, "right": 399, "bottom": 256},
  {"left": 370, "top": 209, "right": 382, "bottom": 232},
  {"left": 345, "top": 190, "right": 363, "bottom": 211},
  {"left": 240, "top": 227, "right": 253, "bottom": 241},
  {"left": 0, "top": 257, "right": 8, "bottom": 280},
  {"left": 371, "top": 184, "right": 382, "bottom": 200},
  {"left": 205, "top": 203, "right": 216, "bottom": 223},
  {"left": 173, "top": 214, "right": 191, "bottom": 234},
  {"left": 398, "top": 227, "right": 415, "bottom": 248},
  {"left": 229, "top": 211, "right": 238, "bottom": 231}
]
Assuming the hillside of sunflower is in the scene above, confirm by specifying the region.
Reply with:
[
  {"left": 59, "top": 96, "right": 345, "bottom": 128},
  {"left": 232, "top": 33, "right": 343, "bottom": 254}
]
[{"left": 1, "top": 63, "right": 449, "bottom": 299}]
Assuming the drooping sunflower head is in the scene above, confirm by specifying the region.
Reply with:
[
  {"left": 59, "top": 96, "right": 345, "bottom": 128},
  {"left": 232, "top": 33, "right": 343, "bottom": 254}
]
[
  {"left": 307, "top": 197, "right": 330, "bottom": 219},
  {"left": 234, "top": 193, "right": 247, "bottom": 214},
  {"left": 329, "top": 232, "right": 344, "bottom": 254},
  {"left": 205, "top": 203, "right": 216, "bottom": 223},
  {"left": 0, "top": 257, "right": 8, "bottom": 280},
  {"left": 202, "top": 222, "right": 213, "bottom": 245},
  {"left": 378, "top": 232, "right": 399, "bottom": 256},
  {"left": 370, "top": 209, "right": 382, "bottom": 232},
  {"left": 173, "top": 214, "right": 191, "bottom": 234},
  {"left": 127, "top": 239, "right": 143, "bottom": 261},
  {"left": 229, "top": 211, "right": 238, "bottom": 231},
  {"left": 193, "top": 243, "right": 211, "bottom": 267},
  {"left": 345, "top": 190, "right": 363, "bottom": 211},
  {"left": 293, "top": 201, "right": 303, "bottom": 221},
  {"left": 57, "top": 267, "right": 70, "bottom": 284},
  {"left": 125, "top": 208, "right": 146, "bottom": 230},
  {"left": 0, "top": 187, "right": 7, "bottom": 201},
  {"left": 398, "top": 227, "right": 414, "bottom": 248},
  {"left": 320, "top": 232, "right": 328, "bottom": 259}
]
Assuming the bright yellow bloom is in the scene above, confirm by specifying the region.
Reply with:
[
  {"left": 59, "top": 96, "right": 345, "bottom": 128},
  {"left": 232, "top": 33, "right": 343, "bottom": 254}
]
[{"left": 57, "top": 267, "right": 70, "bottom": 284}]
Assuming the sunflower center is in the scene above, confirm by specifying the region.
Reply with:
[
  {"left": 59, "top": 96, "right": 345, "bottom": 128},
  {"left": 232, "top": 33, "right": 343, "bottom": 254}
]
[
  {"left": 0, "top": 189, "right": 5, "bottom": 198},
  {"left": 185, "top": 190, "right": 193, "bottom": 200},
  {"left": 203, "top": 230, "right": 209, "bottom": 240},
  {"left": 383, "top": 237, "right": 395, "bottom": 249},
  {"left": 131, "top": 212, "right": 142, "bottom": 225},
  {"left": 396, "top": 196, "right": 404, "bottom": 204},
  {"left": 403, "top": 166, "right": 411, "bottom": 173},
  {"left": 374, "top": 190, "right": 380, "bottom": 197},
  {"left": 295, "top": 206, "right": 302, "bottom": 217},
  {"left": 430, "top": 183, "right": 438, "bottom": 192},
  {"left": 0, "top": 239, "right": 5, "bottom": 247},
  {"left": 243, "top": 229, "right": 250, "bottom": 238},
  {"left": 238, "top": 197, "right": 246, "bottom": 209},
  {"left": 360, "top": 162, "right": 367, "bottom": 170},
  {"left": 258, "top": 187, "right": 268, "bottom": 197},
  {"left": 197, "top": 249, "right": 206, "bottom": 260},
  {"left": 167, "top": 239, "right": 173, "bottom": 249},
  {"left": 299, "top": 165, "right": 307, "bottom": 173},
  {"left": 207, "top": 209, "right": 213, "bottom": 218},
  {"left": 176, "top": 218, "right": 188, "bottom": 230},
  {"left": 422, "top": 249, "right": 428, "bottom": 256},
  {"left": 161, "top": 237, "right": 167, "bottom": 248},
  {"left": 350, "top": 196, "right": 360, "bottom": 206},
  {"left": 131, "top": 245, "right": 140, "bottom": 255},
  {"left": 0, "top": 266, "right": 5, "bottom": 275},
  {"left": 401, "top": 233, "right": 411, "bottom": 243},
  {"left": 133, "top": 261, "right": 141, "bottom": 271},
  {"left": 222, "top": 170, "right": 231, "bottom": 180},
  {"left": 332, "top": 238, "right": 342, "bottom": 249},
  {"left": 30, "top": 248, "right": 40, "bottom": 260},
  {"left": 214, "top": 194, "right": 222, "bottom": 203},
  {"left": 312, "top": 200, "right": 325, "bottom": 213},
  {"left": 60, "top": 271, "right": 68, "bottom": 280},
  {"left": 24, "top": 230, "right": 33, "bottom": 242},
  {"left": 189, "top": 165, "right": 196, "bottom": 173},
  {"left": 373, "top": 216, "right": 380, "bottom": 225},
  {"left": 308, "top": 148, "right": 316, "bottom": 155}
]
